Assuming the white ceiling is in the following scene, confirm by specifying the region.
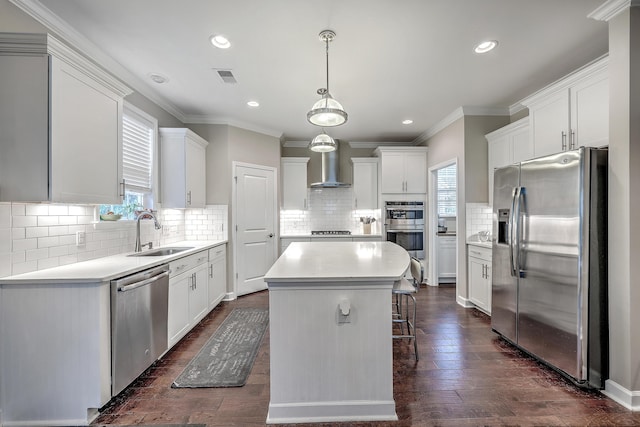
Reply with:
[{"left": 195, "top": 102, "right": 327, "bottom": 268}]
[{"left": 23, "top": 0, "right": 608, "bottom": 143}]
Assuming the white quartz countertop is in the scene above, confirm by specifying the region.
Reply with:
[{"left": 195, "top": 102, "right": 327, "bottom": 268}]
[
  {"left": 467, "top": 239, "right": 492, "bottom": 249},
  {"left": 0, "top": 239, "right": 227, "bottom": 285},
  {"left": 280, "top": 233, "right": 382, "bottom": 238},
  {"left": 265, "top": 241, "right": 409, "bottom": 283}
]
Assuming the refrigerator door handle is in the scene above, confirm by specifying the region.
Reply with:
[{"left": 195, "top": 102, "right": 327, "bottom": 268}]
[{"left": 509, "top": 187, "right": 523, "bottom": 277}]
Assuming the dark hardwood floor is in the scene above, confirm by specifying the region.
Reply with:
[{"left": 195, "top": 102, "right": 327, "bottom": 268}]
[{"left": 93, "top": 286, "right": 639, "bottom": 427}]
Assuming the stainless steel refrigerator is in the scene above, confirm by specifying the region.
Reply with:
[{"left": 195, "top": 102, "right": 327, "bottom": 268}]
[{"left": 492, "top": 147, "right": 608, "bottom": 389}]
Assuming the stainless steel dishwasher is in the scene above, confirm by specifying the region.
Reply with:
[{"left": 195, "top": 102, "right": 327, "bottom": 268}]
[{"left": 111, "top": 264, "right": 169, "bottom": 396}]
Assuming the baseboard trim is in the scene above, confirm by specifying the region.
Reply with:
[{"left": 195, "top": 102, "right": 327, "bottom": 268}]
[
  {"left": 603, "top": 379, "right": 640, "bottom": 410},
  {"left": 456, "top": 295, "right": 475, "bottom": 308},
  {"left": 266, "top": 400, "right": 398, "bottom": 424}
]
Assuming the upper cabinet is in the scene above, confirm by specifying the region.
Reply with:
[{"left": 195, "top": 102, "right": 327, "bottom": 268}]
[
  {"left": 486, "top": 118, "right": 532, "bottom": 205},
  {"left": 160, "top": 128, "right": 209, "bottom": 208},
  {"left": 374, "top": 147, "right": 428, "bottom": 194},
  {"left": 281, "top": 157, "right": 309, "bottom": 210},
  {"left": 521, "top": 55, "right": 608, "bottom": 158},
  {"left": 351, "top": 158, "right": 378, "bottom": 209},
  {"left": 0, "top": 33, "right": 131, "bottom": 203}
]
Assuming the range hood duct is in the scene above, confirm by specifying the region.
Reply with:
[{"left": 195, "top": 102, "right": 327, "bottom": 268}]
[{"left": 310, "top": 149, "right": 350, "bottom": 188}]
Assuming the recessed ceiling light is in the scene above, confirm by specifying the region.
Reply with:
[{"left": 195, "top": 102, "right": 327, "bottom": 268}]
[
  {"left": 210, "top": 34, "right": 231, "bottom": 49},
  {"left": 247, "top": 101, "right": 260, "bottom": 107},
  {"left": 474, "top": 40, "right": 498, "bottom": 54},
  {"left": 148, "top": 73, "right": 168, "bottom": 84},
  {"left": 402, "top": 119, "right": 413, "bottom": 125}
]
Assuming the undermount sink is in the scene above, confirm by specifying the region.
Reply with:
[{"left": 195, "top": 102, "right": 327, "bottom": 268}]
[{"left": 128, "top": 247, "right": 195, "bottom": 257}]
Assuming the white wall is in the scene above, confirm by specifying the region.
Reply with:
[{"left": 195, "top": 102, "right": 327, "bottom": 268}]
[{"left": 605, "top": 4, "right": 640, "bottom": 403}]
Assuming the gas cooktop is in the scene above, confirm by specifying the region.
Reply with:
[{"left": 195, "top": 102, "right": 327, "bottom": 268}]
[{"left": 311, "top": 230, "right": 352, "bottom": 235}]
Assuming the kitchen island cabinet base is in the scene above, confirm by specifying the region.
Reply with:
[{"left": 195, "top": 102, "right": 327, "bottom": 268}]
[{"left": 266, "top": 282, "right": 398, "bottom": 424}]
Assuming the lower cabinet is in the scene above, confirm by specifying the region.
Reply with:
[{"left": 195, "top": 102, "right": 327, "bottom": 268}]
[
  {"left": 168, "top": 250, "right": 210, "bottom": 348},
  {"left": 208, "top": 244, "right": 227, "bottom": 310},
  {"left": 437, "top": 235, "right": 456, "bottom": 283},
  {"left": 468, "top": 245, "right": 492, "bottom": 314}
]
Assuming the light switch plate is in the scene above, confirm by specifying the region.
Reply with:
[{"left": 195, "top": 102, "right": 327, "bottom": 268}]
[{"left": 76, "top": 231, "right": 86, "bottom": 246}]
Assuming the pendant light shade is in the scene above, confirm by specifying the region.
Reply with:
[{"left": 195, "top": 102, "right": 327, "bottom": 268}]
[
  {"left": 308, "top": 132, "right": 337, "bottom": 153},
  {"left": 307, "top": 30, "right": 347, "bottom": 128}
]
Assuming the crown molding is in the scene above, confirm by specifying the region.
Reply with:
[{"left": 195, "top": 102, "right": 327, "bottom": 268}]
[
  {"left": 183, "top": 115, "right": 283, "bottom": 139},
  {"left": 282, "top": 140, "right": 311, "bottom": 148},
  {"left": 347, "top": 141, "right": 416, "bottom": 149},
  {"left": 508, "top": 102, "right": 528, "bottom": 117},
  {"left": 414, "top": 106, "right": 510, "bottom": 143},
  {"left": 8, "top": 0, "right": 187, "bottom": 122},
  {"left": 588, "top": 0, "right": 640, "bottom": 22}
]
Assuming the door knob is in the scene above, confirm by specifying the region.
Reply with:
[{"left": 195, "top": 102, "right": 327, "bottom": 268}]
[{"left": 268, "top": 233, "right": 274, "bottom": 238}]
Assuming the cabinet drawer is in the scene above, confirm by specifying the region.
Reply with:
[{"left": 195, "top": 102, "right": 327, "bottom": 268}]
[
  {"left": 169, "top": 250, "right": 208, "bottom": 278},
  {"left": 208, "top": 244, "right": 226, "bottom": 262},
  {"left": 468, "top": 246, "right": 491, "bottom": 262}
]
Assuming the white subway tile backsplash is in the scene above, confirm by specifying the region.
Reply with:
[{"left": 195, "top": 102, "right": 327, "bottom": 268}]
[
  {"left": 0, "top": 202, "right": 227, "bottom": 277},
  {"left": 466, "top": 202, "right": 493, "bottom": 239},
  {"left": 13, "top": 216, "right": 37, "bottom": 228},
  {"left": 13, "top": 238, "right": 38, "bottom": 252}
]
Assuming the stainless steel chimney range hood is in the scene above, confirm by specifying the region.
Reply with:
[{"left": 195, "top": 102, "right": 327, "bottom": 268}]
[{"left": 310, "top": 149, "right": 350, "bottom": 188}]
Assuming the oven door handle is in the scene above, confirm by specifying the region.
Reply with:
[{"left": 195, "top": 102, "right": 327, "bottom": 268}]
[{"left": 385, "top": 229, "right": 423, "bottom": 233}]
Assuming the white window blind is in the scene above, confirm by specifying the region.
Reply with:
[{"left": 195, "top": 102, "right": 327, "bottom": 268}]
[
  {"left": 437, "top": 164, "right": 457, "bottom": 217},
  {"left": 122, "top": 109, "right": 154, "bottom": 194}
]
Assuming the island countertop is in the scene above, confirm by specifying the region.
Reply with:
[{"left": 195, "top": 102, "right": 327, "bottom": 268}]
[{"left": 265, "top": 241, "right": 409, "bottom": 283}]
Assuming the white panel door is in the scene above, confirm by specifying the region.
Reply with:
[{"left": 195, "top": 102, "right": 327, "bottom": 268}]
[
  {"left": 404, "top": 151, "right": 427, "bottom": 193},
  {"left": 235, "top": 164, "right": 277, "bottom": 296},
  {"left": 530, "top": 91, "right": 569, "bottom": 158},
  {"left": 570, "top": 73, "right": 609, "bottom": 148}
]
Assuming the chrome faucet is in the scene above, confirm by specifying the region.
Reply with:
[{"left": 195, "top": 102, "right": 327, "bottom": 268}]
[{"left": 135, "top": 210, "right": 162, "bottom": 252}]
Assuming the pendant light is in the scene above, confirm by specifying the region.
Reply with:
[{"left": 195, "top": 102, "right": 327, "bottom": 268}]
[
  {"left": 307, "top": 30, "right": 348, "bottom": 127},
  {"left": 308, "top": 130, "right": 337, "bottom": 153}
]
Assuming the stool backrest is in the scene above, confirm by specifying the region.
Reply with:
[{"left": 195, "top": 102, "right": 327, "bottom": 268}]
[{"left": 409, "top": 257, "right": 423, "bottom": 287}]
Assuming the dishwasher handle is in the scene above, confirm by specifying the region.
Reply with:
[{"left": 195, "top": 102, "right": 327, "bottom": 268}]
[{"left": 118, "top": 271, "right": 169, "bottom": 292}]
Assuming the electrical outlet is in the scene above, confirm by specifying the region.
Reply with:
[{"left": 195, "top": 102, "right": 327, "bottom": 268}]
[{"left": 76, "top": 231, "right": 86, "bottom": 246}]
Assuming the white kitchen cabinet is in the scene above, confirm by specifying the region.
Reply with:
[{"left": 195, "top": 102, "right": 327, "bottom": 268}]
[
  {"left": 0, "top": 33, "right": 131, "bottom": 203},
  {"left": 168, "top": 250, "right": 210, "bottom": 348},
  {"left": 374, "top": 147, "right": 428, "bottom": 194},
  {"left": 281, "top": 157, "right": 309, "bottom": 210},
  {"left": 160, "top": 128, "right": 209, "bottom": 208},
  {"left": 486, "top": 118, "right": 532, "bottom": 205},
  {"left": 522, "top": 55, "right": 608, "bottom": 159},
  {"left": 437, "top": 235, "right": 456, "bottom": 283},
  {"left": 467, "top": 244, "right": 492, "bottom": 314},
  {"left": 351, "top": 157, "right": 379, "bottom": 209},
  {"left": 208, "top": 244, "right": 227, "bottom": 310}
]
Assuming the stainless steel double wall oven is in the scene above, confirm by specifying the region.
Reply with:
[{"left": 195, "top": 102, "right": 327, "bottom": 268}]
[{"left": 384, "top": 201, "right": 425, "bottom": 259}]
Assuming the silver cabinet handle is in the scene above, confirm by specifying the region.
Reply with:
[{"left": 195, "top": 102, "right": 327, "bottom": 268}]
[
  {"left": 209, "top": 264, "right": 213, "bottom": 278},
  {"left": 120, "top": 179, "right": 126, "bottom": 198},
  {"left": 561, "top": 131, "right": 567, "bottom": 151},
  {"left": 355, "top": 198, "right": 358, "bottom": 209},
  {"left": 570, "top": 130, "right": 575, "bottom": 150},
  {"left": 304, "top": 198, "right": 307, "bottom": 209},
  {"left": 187, "top": 190, "right": 192, "bottom": 206}
]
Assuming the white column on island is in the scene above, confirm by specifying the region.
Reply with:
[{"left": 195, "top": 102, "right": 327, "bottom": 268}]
[{"left": 264, "top": 241, "right": 409, "bottom": 424}]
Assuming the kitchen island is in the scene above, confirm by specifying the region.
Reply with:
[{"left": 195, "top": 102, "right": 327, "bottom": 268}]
[{"left": 264, "top": 241, "right": 409, "bottom": 424}]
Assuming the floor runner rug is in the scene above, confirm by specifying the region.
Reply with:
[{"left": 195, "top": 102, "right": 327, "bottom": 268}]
[{"left": 172, "top": 307, "right": 268, "bottom": 388}]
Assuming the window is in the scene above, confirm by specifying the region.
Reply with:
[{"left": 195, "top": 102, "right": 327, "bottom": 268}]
[
  {"left": 437, "top": 163, "right": 457, "bottom": 217},
  {"left": 100, "top": 103, "right": 157, "bottom": 220}
]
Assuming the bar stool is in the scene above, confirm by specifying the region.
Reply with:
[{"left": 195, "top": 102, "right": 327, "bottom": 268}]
[{"left": 392, "top": 257, "right": 423, "bottom": 360}]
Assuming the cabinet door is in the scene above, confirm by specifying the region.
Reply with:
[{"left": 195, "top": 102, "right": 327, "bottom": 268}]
[
  {"left": 0, "top": 54, "right": 49, "bottom": 202},
  {"left": 189, "top": 264, "right": 209, "bottom": 324},
  {"left": 488, "top": 136, "right": 511, "bottom": 206},
  {"left": 404, "top": 152, "right": 427, "bottom": 193},
  {"left": 50, "top": 56, "right": 123, "bottom": 204},
  {"left": 570, "top": 73, "right": 609, "bottom": 148},
  {"left": 168, "top": 273, "right": 190, "bottom": 347},
  {"left": 352, "top": 160, "right": 378, "bottom": 209},
  {"left": 437, "top": 236, "right": 456, "bottom": 278},
  {"left": 530, "top": 90, "right": 569, "bottom": 158},
  {"left": 468, "top": 256, "right": 487, "bottom": 310},
  {"left": 208, "top": 250, "right": 227, "bottom": 310},
  {"left": 281, "top": 159, "right": 309, "bottom": 210},
  {"left": 510, "top": 126, "right": 533, "bottom": 164},
  {"left": 185, "top": 138, "right": 206, "bottom": 208},
  {"left": 380, "top": 152, "right": 405, "bottom": 193}
]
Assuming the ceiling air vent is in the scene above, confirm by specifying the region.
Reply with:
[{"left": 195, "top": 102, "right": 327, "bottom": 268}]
[{"left": 215, "top": 69, "right": 237, "bottom": 84}]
